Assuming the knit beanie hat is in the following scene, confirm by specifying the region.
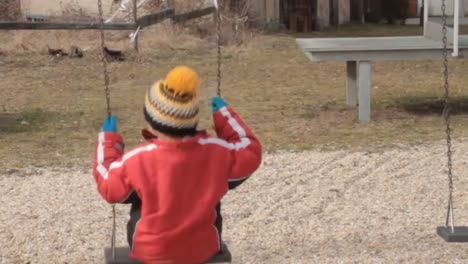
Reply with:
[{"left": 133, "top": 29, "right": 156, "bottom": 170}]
[{"left": 144, "top": 66, "right": 200, "bottom": 137}]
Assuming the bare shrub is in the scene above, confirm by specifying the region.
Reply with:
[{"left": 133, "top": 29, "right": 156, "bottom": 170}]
[
  {"left": 182, "top": 0, "right": 258, "bottom": 46},
  {"left": 139, "top": 20, "right": 207, "bottom": 49}
]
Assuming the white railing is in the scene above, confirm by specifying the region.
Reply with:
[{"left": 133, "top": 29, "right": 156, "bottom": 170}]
[
  {"left": 453, "top": 0, "right": 459, "bottom": 56},
  {"left": 423, "top": 0, "right": 460, "bottom": 57}
]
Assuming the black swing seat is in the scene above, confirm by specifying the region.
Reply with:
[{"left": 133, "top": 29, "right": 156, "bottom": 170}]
[
  {"left": 105, "top": 243, "right": 232, "bottom": 264},
  {"left": 437, "top": 226, "right": 468, "bottom": 242}
]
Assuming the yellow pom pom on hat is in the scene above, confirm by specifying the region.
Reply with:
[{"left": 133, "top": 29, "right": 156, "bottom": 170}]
[
  {"left": 144, "top": 65, "right": 201, "bottom": 137},
  {"left": 164, "top": 65, "right": 200, "bottom": 96}
]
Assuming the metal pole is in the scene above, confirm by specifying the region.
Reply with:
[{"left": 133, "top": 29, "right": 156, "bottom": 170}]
[
  {"left": 453, "top": 0, "right": 460, "bottom": 57},
  {"left": 424, "top": 0, "right": 429, "bottom": 22}
]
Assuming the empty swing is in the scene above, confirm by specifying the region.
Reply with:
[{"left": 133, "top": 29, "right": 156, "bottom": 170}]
[
  {"left": 94, "top": 0, "right": 233, "bottom": 262},
  {"left": 436, "top": 0, "right": 468, "bottom": 243}
]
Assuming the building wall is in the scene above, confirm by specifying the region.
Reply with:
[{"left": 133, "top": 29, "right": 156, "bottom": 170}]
[
  {"left": 330, "top": 0, "right": 350, "bottom": 25},
  {"left": 21, "top": 0, "right": 114, "bottom": 17},
  {"left": 265, "top": 0, "right": 280, "bottom": 23},
  {"left": 338, "top": 0, "right": 350, "bottom": 24},
  {"left": 249, "top": 0, "right": 280, "bottom": 26},
  {"left": 316, "top": 0, "right": 330, "bottom": 29},
  {"left": 0, "top": 0, "right": 21, "bottom": 20},
  {"left": 419, "top": 0, "right": 468, "bottom": 16}
]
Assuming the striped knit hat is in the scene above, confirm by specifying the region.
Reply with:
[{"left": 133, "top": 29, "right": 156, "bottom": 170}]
[{"left": 144, "top": 66, "right": 200, "bottom": 137}]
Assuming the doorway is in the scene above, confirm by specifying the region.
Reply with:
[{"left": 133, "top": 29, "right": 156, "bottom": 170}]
[{"left": 281, "top": 0, "right": 317, "bottom": 32}]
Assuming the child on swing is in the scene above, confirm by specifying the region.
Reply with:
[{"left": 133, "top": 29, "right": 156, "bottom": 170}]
[{"left": 92, "top": 66, "right": 262, "bottom": 264}]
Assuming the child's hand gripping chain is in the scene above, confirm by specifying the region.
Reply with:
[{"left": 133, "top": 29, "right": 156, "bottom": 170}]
[
  {"left": 102, "top": 115, "right": 118, "bottom": 132},
  {"left": 211, "top": 96, "right": 227, "bottom": 113}
]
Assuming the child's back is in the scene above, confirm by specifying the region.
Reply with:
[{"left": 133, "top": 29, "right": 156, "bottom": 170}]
[{"left": 93, "top": 66, "right": 262, "bottom": 264}]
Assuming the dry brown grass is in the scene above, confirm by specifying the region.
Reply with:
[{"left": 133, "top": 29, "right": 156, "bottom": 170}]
[{"left": 2, "top": 23, "right": 468, "bottom": 168}]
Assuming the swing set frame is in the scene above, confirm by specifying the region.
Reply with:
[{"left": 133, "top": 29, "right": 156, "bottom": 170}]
[{"left": 436, "top": 0, "right": 468, "bottom": 243}]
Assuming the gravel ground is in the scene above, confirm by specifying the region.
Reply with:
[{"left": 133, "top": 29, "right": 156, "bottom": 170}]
[{"left": 2, "top": 140, "right": 468, "bottom": 264}]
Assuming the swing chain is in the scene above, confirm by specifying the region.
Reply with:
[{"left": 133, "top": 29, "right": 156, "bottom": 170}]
[
  {"left": 97, "top": 0, "right": 117, "bottom": 258},
  {"left": 97, "top": 0, "right": 112, "bottom": 118},
  {"left": 215, "top": 0, "right": 222, "bottom": 97},
  {"left": 441, "top": 0, "right": 455, "bottom": 229},
  {"left": 111, "top": 204, "right": 116, "bottom": 257}
]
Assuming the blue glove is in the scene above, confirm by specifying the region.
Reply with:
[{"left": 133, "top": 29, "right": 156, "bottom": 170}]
[
  {"left": 102, "top": 115, "right": 117, "bottom": 132},
  {"left": 211, "top": 96, "right": 228, "bottom": 113}
]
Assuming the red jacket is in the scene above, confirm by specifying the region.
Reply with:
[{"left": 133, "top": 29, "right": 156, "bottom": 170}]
[{"left": 92, "top": 106, "right": 262, "bottom": 264}]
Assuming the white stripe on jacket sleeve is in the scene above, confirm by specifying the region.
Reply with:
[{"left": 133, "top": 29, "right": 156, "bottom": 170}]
[
  {"left": 198, "top": 106, "right": 251, "bottom": 150},
  {"left": 198, "top": 106, "right": 255, "bottom": 182},
  {"left": 97, "top": 132, "right": 109, "bottom": 178},
  {"left": 96, "top": 132, "right": 157, "bottom": 180}
]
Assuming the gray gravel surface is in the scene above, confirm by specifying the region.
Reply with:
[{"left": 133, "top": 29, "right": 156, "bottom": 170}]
[{"left": 2, "top": 140, "right": 468, "bottom": 263}]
